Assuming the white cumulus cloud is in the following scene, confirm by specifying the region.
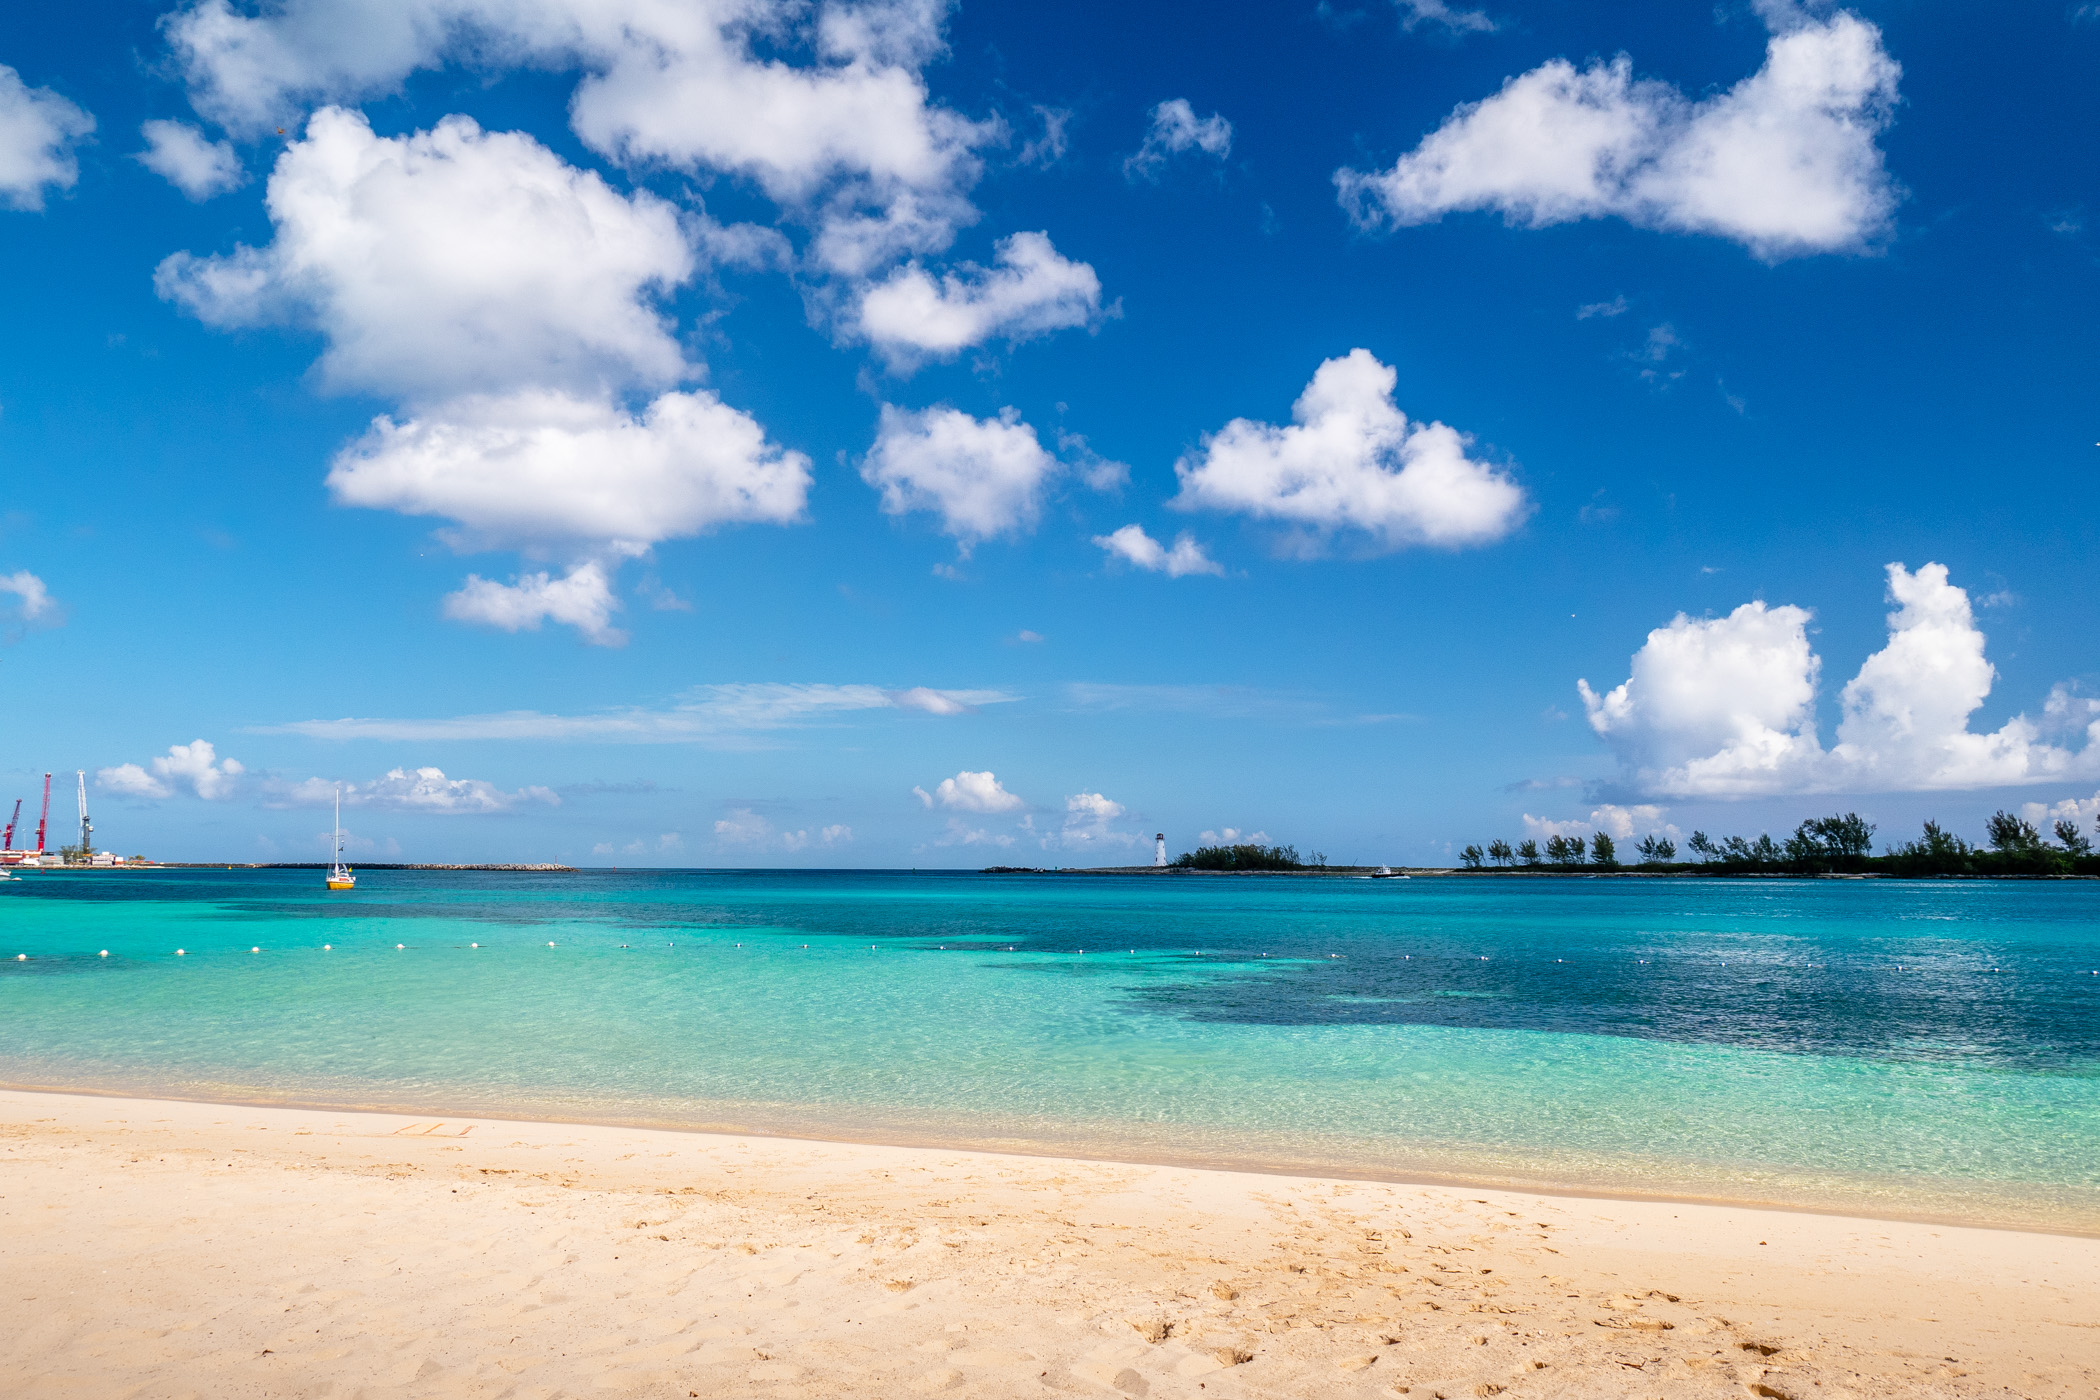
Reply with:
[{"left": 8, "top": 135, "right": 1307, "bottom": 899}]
[
  {"left": 863, "top": 404, "right": 1059, "bottom": 550},
  {"left": 1520, "top": 813, "right": 1591, "bottom": 841},
  {"left": 930, "top": 817, "right": 1014, "bottom": 848},
  {"left": 1336, "top": 12, "right": 1901, "bottom": 259},
  {"left": 716, "top": 808, "right": 853, "bottom": 852},
  {"left": 0, "top": 569, "right": 56, "bottom": 626},
  {"left": 856, "top": 230, "right": 1103, "bottom": 365},
  {"left": 0, "top": 64, "right": 94, "bottom": 211},
  {"left": 99, "top": 740, "right": 246, "bottom": 801},
  {"left": 160, "top": 0, "right": 1013, "bottom": 309},
  {"left": 1171, "top": 349, "right": 1527, "bottom": 553},
  {"left": 2023, "top": 792, "right": 2100, "bottom": 834},
  {"left": 914, "top": 769, "right": 1023, "bottom": 813},
  {"left": 97, "top": 764, "right": 171, "bottom": 799},
  {"left": 157, "top": 107, "right": 696, "bottom": 403},
  {"left": 157, "top": 107, "right": 808, "bottom": 638},
  {"left": 1049, "top": 790, "right": 1139, "bottom": 851},
  {"left": 1124, "top": 98, "right": 1231, "bottom": 180},
  {"left": 1587, "top": 803, "right": 1675, "bottom": 841},
  {"left": 135, "top": 119, "right": 245, "bottom": 199},
  {"left": 1092, "top": 524, "right": 1223, "bottom": 578},
  {"left": 327, "top": 389, "right": 810, "bottom": 554},
  {"left": 442, "top": 560, "right": 626, "bottom": 646},
  {"left": 1578, "top": 599, "right": 1824, "bottom": 797},
  {"left": 1581, "top": 563, "right": 2100, "bottom": 797}
]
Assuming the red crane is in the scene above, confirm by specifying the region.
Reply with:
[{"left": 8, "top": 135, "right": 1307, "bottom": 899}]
[
  {"left": 2, "top": 798, "right": 18, "bottom": 850},
  {"left": 35, "top": 772, "right": 50, "bottom": 854}
]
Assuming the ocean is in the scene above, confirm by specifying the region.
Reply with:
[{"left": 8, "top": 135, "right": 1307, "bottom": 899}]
[{"left": 3, "top": 868, "right": 2096, "bottom": 1231}]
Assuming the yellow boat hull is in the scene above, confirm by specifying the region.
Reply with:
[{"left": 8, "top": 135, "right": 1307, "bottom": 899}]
[{"left": 326, "top": 877, "right": 356, "bottom": 890}]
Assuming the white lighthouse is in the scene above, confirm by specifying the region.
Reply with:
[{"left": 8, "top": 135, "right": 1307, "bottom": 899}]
[{"left": 1154, "top": 833, "right": 1167, "bottom": 867}]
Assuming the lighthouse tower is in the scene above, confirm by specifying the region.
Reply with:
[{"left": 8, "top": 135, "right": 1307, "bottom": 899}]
[{"left": 1154, "top": 833, "right": 1167, "bottom": 867}]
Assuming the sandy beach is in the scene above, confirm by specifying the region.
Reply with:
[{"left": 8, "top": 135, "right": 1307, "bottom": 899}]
[{"left": 0, "top": 1090, "right": 2093, "bottom": 1398}]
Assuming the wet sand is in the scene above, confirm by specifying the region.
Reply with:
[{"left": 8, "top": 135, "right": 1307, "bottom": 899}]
[{"left": 2, "top": 1089, "right": 2095, "bottom": 1398}]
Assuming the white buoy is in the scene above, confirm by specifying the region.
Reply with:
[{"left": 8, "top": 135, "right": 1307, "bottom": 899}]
[
  {"left": 548, "top": 941, "right": 556, "bottom": 947},
  {"left": 323, "top": 944, "right": 331, "bottom": 950},
  {"left": 251, "top": 946, "right": 260, "bottom": 953},
  {"left": 13, "top": 953, "right": 23, "bottom": 961},
  {"left": 99, "top": 950, "right": 109, "bottom": 958},
  {"left": 470, "top": 942, "right": 479, "bottom": 948},
  {"left": 176, "top": 949, "right": 186, "bottom": 956},
  {"left": 396, "top": 943, "right": 405, "bottom": 949}
]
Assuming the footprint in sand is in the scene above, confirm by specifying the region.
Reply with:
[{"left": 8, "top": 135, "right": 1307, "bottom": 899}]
[{"left": 912, "top": 1366, "right": 963, "bottom": 1391}]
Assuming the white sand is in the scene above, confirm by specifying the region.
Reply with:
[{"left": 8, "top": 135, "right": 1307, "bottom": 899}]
[{"left": 2, "top": 1089, "right": 2094, "bottom": 1399}]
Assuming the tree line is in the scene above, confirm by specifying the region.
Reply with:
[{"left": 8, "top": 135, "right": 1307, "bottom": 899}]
[
  {"left": 1172, "top": 842, "right": 1327, "bottom": 871},
  {"left": 1456, "top": 810, "right": 2099, "bottom": 877}
]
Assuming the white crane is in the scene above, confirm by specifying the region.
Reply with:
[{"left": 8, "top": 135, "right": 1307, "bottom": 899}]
[{"left": 74, "top": 770, "right": 93, "bottom": 864}]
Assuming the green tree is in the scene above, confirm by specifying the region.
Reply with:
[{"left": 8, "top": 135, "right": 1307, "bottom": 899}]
[
  {"left": 1543, "top": 834, "right": 1568, "bottom": 864},
  {"left": 2055, "top": 820, "right": 2093, "bottom": 858},
  {"left": 1486, "top": 839, "right": 1513, "bottom": 865},
  {"left": 1986, "top": 811, "right": 2044, "bottom": 854},
  {"left": 1686, "top": 831, "right": 1715, "bottom": 861},
  {"left": 1636, "top": 834, "right": 1675, "bottom": 864},
  {"left": 1171, "top": 843, "right": 1303, "bottom": 871},
  {"left": 1590, "top": 832, "right": 1617, "bottom": 867},
  {"left": 1459, "top": 844, "right": 1485, "bottom": 869},
  {"left": 1887, "top": 820, "right": 1974, "bottom": 876},
  {"left": 1815, "top": 813, "right": 1876, "bottom": 859},
  {"left": 1515, "top": 839, "right": 1541, "bottom": 866}
]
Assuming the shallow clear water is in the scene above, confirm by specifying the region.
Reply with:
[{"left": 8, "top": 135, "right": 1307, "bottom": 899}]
[{"left": 3, "top": 868, "right": 2097, "bottom": 1229}]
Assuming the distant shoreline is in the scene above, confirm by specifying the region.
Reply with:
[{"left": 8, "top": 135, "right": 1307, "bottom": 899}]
[
  {"left": 153, "top": 862, "right": 579, "bottom": 872},
  {"left": 984, "top": 864, "right": 2100, "bottom": 880}
]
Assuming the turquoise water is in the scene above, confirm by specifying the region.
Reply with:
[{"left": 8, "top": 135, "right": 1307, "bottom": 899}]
[{"left": 3, "top": 868, "right": 2097, "bottom": 1230}]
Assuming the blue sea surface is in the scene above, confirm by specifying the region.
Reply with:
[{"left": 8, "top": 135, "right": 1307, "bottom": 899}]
[{"left": 3, "top": 868, "right": 2096, "bottom": 1230}]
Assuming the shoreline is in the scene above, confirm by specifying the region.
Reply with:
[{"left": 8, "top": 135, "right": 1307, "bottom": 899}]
[
  {"left": 4, "top": 1087, "right": 2096, "bottom": 1398},
  {"left": 989, "top": 865, "right": 2100, "bottom": 880},
  {"left": 5, "top": 1078, "right": 2091, "bottom": 1242}
]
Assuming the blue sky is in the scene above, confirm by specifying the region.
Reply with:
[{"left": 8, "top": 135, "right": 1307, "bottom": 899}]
[{"left": 1, "top": 0, "right": 2096, "bottom": 866}]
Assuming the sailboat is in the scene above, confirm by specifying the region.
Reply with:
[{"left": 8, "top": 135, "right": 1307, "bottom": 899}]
[{"left": 326, "top": 786, "right": 356, "bottom": 890}]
